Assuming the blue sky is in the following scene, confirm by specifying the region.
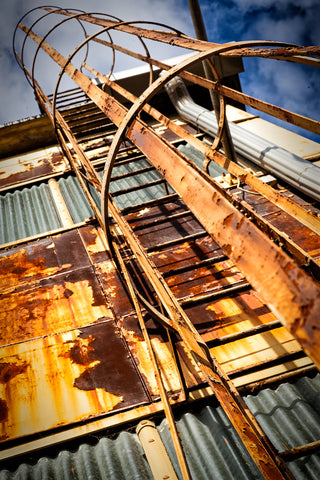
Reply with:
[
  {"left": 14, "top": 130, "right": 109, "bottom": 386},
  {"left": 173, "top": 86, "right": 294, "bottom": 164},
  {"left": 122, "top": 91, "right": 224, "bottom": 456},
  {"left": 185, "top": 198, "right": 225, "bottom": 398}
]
[{"left": 0, "top": 0, "right": 319, "bottom": 142}]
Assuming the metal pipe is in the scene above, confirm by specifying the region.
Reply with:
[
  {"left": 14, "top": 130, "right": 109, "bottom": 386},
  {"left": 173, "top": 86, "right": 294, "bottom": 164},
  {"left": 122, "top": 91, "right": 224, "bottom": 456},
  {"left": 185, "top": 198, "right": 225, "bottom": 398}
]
[
  {"left": 136, "top": 420, "right": 179, "bottom": 480},
  {"left": 187, "top": 0, "right": 237, "bottom": 163},
  {"left": 165, "top": 76, "right": 320, "bottom": 202}
]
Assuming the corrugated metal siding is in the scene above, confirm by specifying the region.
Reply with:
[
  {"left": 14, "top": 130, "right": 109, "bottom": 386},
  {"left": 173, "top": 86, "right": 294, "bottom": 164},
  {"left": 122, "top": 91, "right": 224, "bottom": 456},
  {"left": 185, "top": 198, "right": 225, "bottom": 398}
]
[
  {"left": 0, "top": 184, "right": 62, "bottom": 244},
  {"left": 109, "top": 159, "right": 172, "bottom": 210},
  {"left": 0, "top": 159, "right": 172, "bottom": 245},
  {"left": 178, "top": 143, "right": 228, "bottom": 178},
  {"left": 1, "top": 374, "right": 319, "bottom": 479},
  {"left": 160, "top": 407, "right": 262, "bottom": 480},
  {"left": 246, "top": 375, "right": 320, "bottom": 480},
  {"left": 58, "top": 175, "right": 95, "bottom": 223},
  {"left": 164, "top": 375, "right": 320, "bottom": 479},
  {"left": 0, "top": 432, "right": 152, "bottom": 480}
]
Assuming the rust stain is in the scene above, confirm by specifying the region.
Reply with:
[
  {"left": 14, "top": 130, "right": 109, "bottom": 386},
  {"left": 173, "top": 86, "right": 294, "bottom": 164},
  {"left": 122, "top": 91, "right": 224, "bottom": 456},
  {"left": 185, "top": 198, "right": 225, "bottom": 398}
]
[
  {"left": 0, "top": 399, "right": 8, "bottom": 423},
  {"left": 0, "top": 329, "right": 136, "bottom": 442},
  {"left": 236, "top": 217, "right": 245, "bottom": 230},
  {"left": 61, "top": 323, "right": 149, "bottom": 403},
  {"left": 51, "top": 151, "right": 65, "bottom": 167},
  {"left": 0, "top": 247, "right": 65, "bottom": 291},
  {"left": 0, "top": 361, "right": 28, "bottom": 383},
  {"left": 223, "top": 244, "right": 234, "bottom": 257},
  {"left": 61, "top": 335, "right": 96, "bottom": 366},
  {"left": 223, "top": 213, "right": 234, "bottom": 227},
  {"left": 0, "top": 157, "right": 51, "bottom": 189},
  {"left": 97, "top": 264, "right": 135, "bottom": 317},
  {"left": 151, "top": 236, "right": 220, "bottom": 272},
  {"left": 167, "top": 262, "right": 242, "bottom": 300},
  {"left": 119, "top": 314, "right": 184, "bottom": 395},
  {"left": 80, "top": 225, "right": 110, "bottom": 261},
  {"left": 0, "top": 146, "right": 68, "bottom": 189},
  {"left": 0, "top": 275, "right": 113, "bottom": 345}
]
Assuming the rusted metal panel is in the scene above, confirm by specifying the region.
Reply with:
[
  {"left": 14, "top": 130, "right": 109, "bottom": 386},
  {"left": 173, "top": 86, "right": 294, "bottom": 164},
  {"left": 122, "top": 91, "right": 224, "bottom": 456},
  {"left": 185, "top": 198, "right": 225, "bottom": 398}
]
[
  {"left": 135, "top": 212, "right": 204, "bottom": 251},
  {"left": 0, "top": 231, "right": 114, "bottom": 346},
  {"left": 150, "top": 235, "right": 222, "bottom": 272},
  {"left": 0, "top": 322, "right": 150, "bottom": 443},
  {"left": 164, "top": 256, "right": 244, "bottom": 300},
  {"left": 0, "top": 268, "right": 113, "bottom": 345},
  {"left": 119, "top": 313, "right": 185, "bottom": 397},
  {"left": 263, "top": 210, "right": 320, "bottom": 256},
  {"left": 235, "top": 187, "right": 320, "bottom": 259},
  {"left": 0, "top": 230, "right": 91, "bottom": 290},
  {"left": 0, "top": 146, "right": 69, "bottom": 190},
  {"left": 79, "top": 224, "right": 111, "bottom": 264}
]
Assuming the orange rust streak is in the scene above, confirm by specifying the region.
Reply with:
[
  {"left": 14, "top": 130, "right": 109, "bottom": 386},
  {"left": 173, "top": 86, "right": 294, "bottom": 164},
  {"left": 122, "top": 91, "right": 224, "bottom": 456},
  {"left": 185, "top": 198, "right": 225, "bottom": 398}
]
[
  {"left": 0, "top": 248, "right": 64, "bottom": 291},
  {"left": 0, "top": 280, "right": 112, "bottom": 345},
  {"left": 0, "top": 332, "right": 123, "bottom": 442}
]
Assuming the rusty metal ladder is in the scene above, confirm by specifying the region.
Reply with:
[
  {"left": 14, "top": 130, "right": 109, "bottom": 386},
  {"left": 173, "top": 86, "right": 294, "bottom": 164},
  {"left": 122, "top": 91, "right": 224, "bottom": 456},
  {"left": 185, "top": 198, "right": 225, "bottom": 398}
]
[{"left": 13, "top": 10, "right": 320, "bottom": 477}]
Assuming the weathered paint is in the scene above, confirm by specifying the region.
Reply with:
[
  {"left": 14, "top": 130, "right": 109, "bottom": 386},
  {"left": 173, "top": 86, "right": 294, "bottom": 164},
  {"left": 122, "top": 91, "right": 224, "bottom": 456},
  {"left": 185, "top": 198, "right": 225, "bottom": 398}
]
[
  {"left": 0, "top": 146, "right": 69, "bottom": 190},
  {"left": 0, "top": 322, "right": 149, "bottom": 442},
  {"left": 119, "top": 315, "right": 184, "bottom": 396}
]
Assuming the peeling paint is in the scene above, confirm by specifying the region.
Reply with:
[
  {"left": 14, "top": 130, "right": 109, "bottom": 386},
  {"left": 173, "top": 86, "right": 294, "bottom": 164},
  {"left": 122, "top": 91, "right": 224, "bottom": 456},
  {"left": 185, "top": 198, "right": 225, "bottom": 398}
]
[
  {"left": 0, "top": 399, "right": 8, "bottom": 423},
  {"left": 0, "top": 361, "right": 28, "bottom": 383}
]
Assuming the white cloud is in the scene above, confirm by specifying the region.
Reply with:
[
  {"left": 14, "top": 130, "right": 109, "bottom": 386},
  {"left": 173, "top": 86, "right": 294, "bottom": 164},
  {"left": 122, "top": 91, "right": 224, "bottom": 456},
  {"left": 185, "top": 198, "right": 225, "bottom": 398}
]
[
  {"left": 0, "top": 0, "right": 193, "bottom": 125},
  {"left": 0, "top": 0, "right": 319, "bottom": 144}
]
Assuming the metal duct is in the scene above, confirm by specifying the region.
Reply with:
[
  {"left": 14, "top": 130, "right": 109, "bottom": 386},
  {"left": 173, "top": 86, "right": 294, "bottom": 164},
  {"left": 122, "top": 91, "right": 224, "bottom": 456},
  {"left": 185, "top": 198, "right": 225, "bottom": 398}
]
[{"left": 165, "top": 77, "right": 320, "bottom": 202}]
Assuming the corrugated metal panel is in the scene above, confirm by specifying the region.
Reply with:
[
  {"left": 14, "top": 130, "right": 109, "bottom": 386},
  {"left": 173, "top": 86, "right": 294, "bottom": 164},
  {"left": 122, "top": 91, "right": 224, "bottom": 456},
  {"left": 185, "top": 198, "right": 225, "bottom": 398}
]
[
  {"left": 162, "top": 375, "right": 320, "bottom": 479},
  {"left": 0, "top": 158, "right": 172, "bottom": 245},
  {"left": 109, "top": 159, "right": 172, "bottom": 210},
  {"left": 1, "top": 374, "right": 319, "bottom": 479},
  {"left": 245, "top": 375, "right": 320, "bottom": 480},
  {"left": 58, "top": 175, "right": 95, "bottom": 223},
  {"left": 160, "top": 407, "right": 262, "bottom": 480},
  {"left": 58, "top": 163, "right": 171, "bottom": 223},
  {"left": 0, "top": 183, "right": 62, "bottom": 244},
  {"left": 178, "top": 143, "right": 228, "bottom": 178},
  {"left": 0, "top": 432, "right": 152, "bottom": 480}
]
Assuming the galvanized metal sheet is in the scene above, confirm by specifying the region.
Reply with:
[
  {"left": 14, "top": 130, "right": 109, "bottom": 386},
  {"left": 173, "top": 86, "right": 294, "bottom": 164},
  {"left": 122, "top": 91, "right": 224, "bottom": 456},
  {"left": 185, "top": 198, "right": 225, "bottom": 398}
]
[{"left": 0, "top": 322, "right": 150, "bottom": 442}]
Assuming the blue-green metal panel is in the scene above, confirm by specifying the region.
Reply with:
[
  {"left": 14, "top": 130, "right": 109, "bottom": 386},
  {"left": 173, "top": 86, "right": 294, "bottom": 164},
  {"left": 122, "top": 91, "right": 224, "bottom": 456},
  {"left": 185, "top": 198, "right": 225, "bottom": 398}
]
[
  {"left": 0, "top": 184, "right": 62, "bottom": 244},
  {"left": 178, "top": 143, "right": 228, "bottom": 178},
  {"left": 0, "top": 433, "right": 152, "bottom": 480},
  {"left": 58, "top": 175, "right": 95, "bottom": 223}
]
